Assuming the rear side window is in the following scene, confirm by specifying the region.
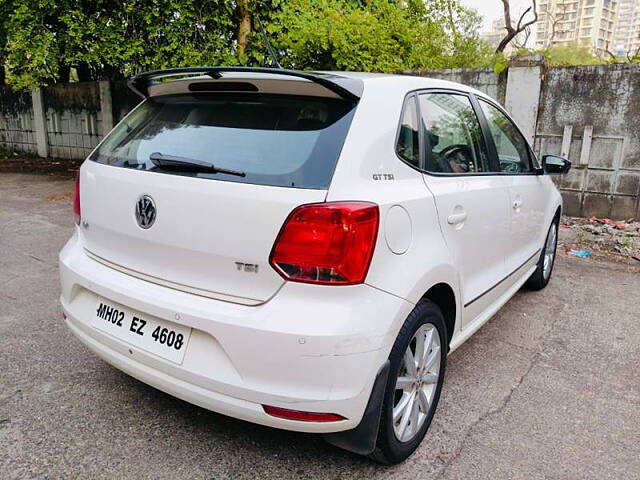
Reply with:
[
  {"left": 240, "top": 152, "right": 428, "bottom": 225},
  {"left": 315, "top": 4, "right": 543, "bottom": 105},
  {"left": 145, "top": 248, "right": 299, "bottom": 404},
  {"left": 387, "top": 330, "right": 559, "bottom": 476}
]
[
  {"left": 419, "top": 93, "right": 490, "bottom": 174},
  {"left": 396, "top": 96, "right": 420, "bottom": 168},
  {"left": 90, "top": 93, "right": 357, "bottom": 189}
]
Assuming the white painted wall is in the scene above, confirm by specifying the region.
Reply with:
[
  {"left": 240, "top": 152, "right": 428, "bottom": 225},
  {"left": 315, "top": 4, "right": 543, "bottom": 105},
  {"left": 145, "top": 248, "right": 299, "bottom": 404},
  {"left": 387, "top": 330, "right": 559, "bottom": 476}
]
[{"left": 504, "top": 65, "right": 543, "bottom": 144}]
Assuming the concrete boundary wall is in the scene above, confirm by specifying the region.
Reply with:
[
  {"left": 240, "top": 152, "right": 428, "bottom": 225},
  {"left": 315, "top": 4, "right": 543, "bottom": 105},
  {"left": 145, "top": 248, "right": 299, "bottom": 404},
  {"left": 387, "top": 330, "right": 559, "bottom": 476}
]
[
  {"left": 416, "top": 62, "right": 640, "bottom": 220},
  {"left": 415, "top": 67, "right": 507, "bottom": 105},
  {"left": 0, "top": 64, "right": 638, "bottom": 219},
  {"left": 0, "top": 80, "right": 140, "bottom": 160},
  {"left": 0, "top": 86, "right": 37, "bottom": 155},
  {"left": 43, "top": 82, "right": 102, "bottom": 160},
  {"left": 535, "top": 64, "right": 640, "bottom": 220}
]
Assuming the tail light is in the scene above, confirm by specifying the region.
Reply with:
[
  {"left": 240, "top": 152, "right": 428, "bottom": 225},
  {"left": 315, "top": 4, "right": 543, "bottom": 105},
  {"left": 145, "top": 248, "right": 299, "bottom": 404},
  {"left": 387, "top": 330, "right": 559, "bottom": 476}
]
[
  {"left": 263, "top": 405, "right": 346, "bottom": 422},
  {"left": 73, "top": 173, "right": 81, "bottom": 225},
  {"left": 269, "top": 202, "right": 379, "bottom": 285}
]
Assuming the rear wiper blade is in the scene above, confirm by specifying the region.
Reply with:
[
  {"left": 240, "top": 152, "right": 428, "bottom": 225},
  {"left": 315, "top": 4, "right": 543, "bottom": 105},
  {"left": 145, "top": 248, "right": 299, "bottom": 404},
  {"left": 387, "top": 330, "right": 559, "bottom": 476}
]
[{"left": 149, "top": 152, "right": 246, "bottom": 177}]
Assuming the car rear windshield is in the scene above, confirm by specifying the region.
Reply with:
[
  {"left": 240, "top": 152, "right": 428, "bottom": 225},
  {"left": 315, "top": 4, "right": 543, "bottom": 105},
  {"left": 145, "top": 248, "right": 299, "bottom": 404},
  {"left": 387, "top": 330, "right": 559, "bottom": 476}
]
[{"left": 89, "top": 93, "right": 357, "bottom": 189}]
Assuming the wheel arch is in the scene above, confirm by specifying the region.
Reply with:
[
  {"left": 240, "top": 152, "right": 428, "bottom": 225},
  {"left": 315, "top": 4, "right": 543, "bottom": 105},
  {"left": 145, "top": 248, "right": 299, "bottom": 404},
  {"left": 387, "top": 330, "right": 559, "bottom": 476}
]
[{"left": 421, "top": 282, "right": 457, "bottom": 348}]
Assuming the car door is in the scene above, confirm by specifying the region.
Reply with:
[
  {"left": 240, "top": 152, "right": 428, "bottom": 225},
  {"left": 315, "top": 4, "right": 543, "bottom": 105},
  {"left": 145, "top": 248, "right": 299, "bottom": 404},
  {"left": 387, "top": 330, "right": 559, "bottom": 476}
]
[
  {"left": 418, "top": 91, "right": 511, "bottom": 329},
  {"left": 476, "top": 98, "right": 547, "bottom": 273}
]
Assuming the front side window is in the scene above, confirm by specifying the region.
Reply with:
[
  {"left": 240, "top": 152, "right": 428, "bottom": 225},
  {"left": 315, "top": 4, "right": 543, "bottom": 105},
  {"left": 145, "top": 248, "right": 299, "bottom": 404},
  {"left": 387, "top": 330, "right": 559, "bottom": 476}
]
[
  {"left": 419, "top": 93, "right": 490, "bottom": 174},
  {"left": 396, "top": 96, "right": 420, "bottom": 168},
  {"left": 478, "top": 100, "right": 532, "bottom": 174},
  {"left": 90, "top": 93, "right": 357, "bottom": 189}
]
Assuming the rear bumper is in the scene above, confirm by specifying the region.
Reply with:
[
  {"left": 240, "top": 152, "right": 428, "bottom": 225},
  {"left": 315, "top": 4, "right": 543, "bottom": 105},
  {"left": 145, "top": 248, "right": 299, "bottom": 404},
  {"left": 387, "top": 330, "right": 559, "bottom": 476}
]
[{"left": 59, "top": 232, "right": 412, "bottom": 433}]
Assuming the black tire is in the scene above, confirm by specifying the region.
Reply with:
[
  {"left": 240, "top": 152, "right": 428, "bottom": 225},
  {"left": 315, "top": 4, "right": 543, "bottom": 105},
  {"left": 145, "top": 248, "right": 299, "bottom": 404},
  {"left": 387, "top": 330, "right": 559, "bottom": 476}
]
[
  {"left": 525, "top": 215, "right": 559, "bottom": 291},
  {"left": 369, "top": 299, "right": 448, "bottom": 465}
]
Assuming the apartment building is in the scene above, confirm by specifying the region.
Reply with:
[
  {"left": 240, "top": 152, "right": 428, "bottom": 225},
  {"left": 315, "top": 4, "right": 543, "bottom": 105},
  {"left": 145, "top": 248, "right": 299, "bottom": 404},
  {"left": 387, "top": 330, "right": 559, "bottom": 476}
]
[
  {"left": 613, "top": 0, "right": 640, "bottom": 56},
  {"left": 481, "top": 18, "right": 506, "bottom": 49},
  {"left": 536, "top": 0, "right": 620, "bottom": 56}
]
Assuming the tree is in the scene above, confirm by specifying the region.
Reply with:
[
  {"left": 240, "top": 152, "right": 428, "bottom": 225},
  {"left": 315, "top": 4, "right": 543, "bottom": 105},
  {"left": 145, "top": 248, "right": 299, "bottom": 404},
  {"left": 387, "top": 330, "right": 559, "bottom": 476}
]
[
  {"left": 0, "top": 0, "right": 15, "bottom": 84},
  {"left": 272, "top": 0, "right": 446, "bottom": 72},
  {"left": 546, "top": 1, "right": 571, "bottom": 44},
  {"left": 443, "top": 2, "right": 494, "bottom": 68},
  {"left": 2, "top": 0, "right": 245, "bottom": 88},
  {"left": 512, "top": 25, "right": 531, "bottom": 50},
  {"left": 236, "top": 0, "right": 251, "bottom": 59},
  {"left": 626, "top": 31, "right": 640, "bottom": 63},
  {"left": 496, "top": 0, "right": 538, "bottom": 53},
  {"left": 1, "top": 0, "right": 493, "bottom": 89},
  {"left": 271, "top": 0, "right": 492, "bottom": 72}
]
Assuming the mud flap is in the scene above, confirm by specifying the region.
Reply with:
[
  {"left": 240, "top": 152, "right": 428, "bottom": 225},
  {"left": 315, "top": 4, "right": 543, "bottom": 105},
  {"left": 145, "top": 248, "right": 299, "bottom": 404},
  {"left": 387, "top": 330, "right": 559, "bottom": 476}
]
[{"left": 323, "top": 360, "right": 390, "bottom": 455}]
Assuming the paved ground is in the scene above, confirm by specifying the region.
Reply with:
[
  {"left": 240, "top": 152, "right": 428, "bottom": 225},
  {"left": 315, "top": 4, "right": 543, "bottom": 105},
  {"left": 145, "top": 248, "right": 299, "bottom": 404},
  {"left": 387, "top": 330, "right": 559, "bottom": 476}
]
[{"left": 1, "top": 173, "right": 639, "bottom": 479}]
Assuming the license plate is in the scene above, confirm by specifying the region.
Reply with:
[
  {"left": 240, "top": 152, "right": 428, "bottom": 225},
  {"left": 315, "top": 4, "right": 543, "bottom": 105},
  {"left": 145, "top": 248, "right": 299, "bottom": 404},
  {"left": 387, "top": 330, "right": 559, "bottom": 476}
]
[{"left": 92, "top": 298, "right": 192, "bottom": 364}]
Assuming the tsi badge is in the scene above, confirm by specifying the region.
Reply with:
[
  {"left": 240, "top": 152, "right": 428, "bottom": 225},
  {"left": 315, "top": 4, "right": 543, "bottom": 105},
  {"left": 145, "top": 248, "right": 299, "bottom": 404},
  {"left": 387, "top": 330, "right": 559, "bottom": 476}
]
[
  {"left": 235, "top": 262, "right": 259, "bottom": 273},
  {"left": 135, "top": 194, "right": 157, "bottom": 229}
]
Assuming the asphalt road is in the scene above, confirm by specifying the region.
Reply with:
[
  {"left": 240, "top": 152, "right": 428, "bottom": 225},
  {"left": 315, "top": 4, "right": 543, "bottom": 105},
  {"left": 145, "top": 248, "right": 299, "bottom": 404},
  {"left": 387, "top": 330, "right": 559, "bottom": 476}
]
[{"left": 1, "top": 173, "right": 639, "bottom": 479}]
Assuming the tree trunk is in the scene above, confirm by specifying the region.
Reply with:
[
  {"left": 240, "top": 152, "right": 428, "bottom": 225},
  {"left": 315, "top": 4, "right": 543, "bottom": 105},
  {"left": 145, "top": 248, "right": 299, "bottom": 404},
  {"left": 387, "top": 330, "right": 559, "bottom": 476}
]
[
  {"left": 58, "top": 65, "right": 71, "bottom": 83},
  {"left": 236, "top": 0, "right": 251, "bottom": 59},
  {"left": 0, "top": 66, "right": 5, "bottom": 85},
  {"left": 496, "top": 0, "right": 538, "bottom": 53},
  {"left": 97, "top": 64, "right": 124, "bottom": 81},
  {"left": 446, "top": 0, "right": 458, "bottom": 38},
  {"left": 76, "top": 62, "right": 92, "bottom": 82},
  {"left": 496, "top": 32, "right": 516, "bottom": 53}
]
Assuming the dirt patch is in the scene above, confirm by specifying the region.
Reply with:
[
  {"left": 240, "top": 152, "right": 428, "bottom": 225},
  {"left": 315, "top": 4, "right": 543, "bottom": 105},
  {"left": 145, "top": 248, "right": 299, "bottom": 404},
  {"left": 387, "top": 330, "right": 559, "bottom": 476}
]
[
  {"left": 44, "top": 192, "right": 74, "bottom": 202},
  {"left": 0, "top": 157, "right": 82, "bottom": 178},
  {"left": 559, "top": 215, "right": 640, "bottom": 266}
]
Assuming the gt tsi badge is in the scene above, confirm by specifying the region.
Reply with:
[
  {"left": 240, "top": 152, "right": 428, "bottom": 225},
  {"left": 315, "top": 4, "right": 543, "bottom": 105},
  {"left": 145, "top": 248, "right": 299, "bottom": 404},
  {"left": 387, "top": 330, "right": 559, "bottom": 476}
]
[{"left": 135, "top": 195, "right": 156, "bottom": 229}]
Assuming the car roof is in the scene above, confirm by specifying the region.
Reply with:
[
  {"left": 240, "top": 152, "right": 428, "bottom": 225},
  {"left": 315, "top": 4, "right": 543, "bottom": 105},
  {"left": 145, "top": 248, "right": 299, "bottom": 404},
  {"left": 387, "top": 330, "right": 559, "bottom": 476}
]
[
  {"left": 320, "top": 71, "right": 490, "bottom": 99},
  {"left": 215, "top": 69, "right": 486, "bottom": 95}
]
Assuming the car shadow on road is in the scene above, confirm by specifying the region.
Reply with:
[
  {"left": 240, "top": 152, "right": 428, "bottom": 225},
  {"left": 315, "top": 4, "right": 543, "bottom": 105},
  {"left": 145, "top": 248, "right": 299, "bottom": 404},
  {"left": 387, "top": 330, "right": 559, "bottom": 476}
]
[{"left": 106, "top": 366, "right": 385, "bottom": 476}]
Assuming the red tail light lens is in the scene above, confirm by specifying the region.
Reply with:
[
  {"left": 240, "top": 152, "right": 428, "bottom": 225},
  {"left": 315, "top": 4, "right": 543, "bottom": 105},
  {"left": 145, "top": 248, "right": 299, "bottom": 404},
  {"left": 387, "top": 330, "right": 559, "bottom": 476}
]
[
  {"left": 263, "top": 405, "right": 346, "bottom": 422},
  {"left": 73, "top": 173, "right": 81, "bottom": 225},
  {"left": 269, "top": 202, "right": 379, "bottom": 285}
]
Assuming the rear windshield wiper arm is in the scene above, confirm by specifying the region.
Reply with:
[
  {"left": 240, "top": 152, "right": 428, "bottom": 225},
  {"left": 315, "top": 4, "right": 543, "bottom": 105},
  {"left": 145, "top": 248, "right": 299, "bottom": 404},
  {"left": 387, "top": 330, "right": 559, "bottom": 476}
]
[{"left": 149, "top": 152, "right": 246, "bottom": 177}]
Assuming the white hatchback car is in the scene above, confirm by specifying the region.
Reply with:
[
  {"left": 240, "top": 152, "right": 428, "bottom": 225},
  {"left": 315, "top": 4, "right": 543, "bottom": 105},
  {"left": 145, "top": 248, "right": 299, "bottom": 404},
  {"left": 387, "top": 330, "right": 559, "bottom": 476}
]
[{"left": 59, "top": 67, "right": 570, "bottom": 464}]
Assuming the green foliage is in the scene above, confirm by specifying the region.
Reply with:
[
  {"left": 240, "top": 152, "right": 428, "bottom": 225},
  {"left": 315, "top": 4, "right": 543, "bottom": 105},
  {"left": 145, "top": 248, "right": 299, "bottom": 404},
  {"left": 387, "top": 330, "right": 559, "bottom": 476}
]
[
  {"left": 492, "top": 53, "right": 510, "bottom": 74},
  {"left": 272, "top": 0, "right": 447, "bottom": 72},
  {"left": 1, "top": 0, "right": 493, "bottom": 90},
  {"left": 4, "top": 0, "right": 243, "bottom": 89},
  {"left": 0, "top": 0, "right": 14, "bottom": 81},
  {"left": 539, "top": 44, "right": 604, "bottom": 67},
  {"left": 272, "top": 0, "right": 495, "bottom": 72},
  {"left": 443, "top": 4, "right": 495, "bottom": 69},
  {"left": 496, "top": 43, "right": 622, "bottom": 69}
]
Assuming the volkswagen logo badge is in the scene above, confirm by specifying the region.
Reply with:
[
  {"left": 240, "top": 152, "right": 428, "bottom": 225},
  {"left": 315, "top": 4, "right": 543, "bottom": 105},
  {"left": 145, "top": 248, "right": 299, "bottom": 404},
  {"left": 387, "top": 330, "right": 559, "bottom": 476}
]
[{"left": 135, "top": 194, "right": 156, "bottom": 229}]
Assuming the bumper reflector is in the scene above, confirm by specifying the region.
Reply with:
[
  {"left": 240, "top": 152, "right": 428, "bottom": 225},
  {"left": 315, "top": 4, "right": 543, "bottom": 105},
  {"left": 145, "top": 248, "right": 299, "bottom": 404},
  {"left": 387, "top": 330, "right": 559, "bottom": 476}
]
[{"left": 262, "top": 405, "right": 346, "bottom": 422}]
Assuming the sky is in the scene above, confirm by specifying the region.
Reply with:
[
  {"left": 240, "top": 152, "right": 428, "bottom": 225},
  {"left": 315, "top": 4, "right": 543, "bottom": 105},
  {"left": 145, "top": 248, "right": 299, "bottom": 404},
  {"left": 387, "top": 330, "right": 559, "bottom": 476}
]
[{"left": 460, "top": 0, "right": 537, "bottom": 32}]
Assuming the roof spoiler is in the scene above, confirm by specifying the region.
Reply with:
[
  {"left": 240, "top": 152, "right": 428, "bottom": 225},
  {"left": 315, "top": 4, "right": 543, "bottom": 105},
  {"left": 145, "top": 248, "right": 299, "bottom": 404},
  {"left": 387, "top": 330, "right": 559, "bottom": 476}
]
[{"left": 127, "top": 67, "right": 363, "bottom": 102}]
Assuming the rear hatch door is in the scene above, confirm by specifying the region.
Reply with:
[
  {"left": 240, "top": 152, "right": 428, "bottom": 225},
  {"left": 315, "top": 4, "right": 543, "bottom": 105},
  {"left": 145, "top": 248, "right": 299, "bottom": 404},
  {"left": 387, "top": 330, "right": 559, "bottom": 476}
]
[{"left": 80, "top": 85, "right": 357, "bottom": 304}]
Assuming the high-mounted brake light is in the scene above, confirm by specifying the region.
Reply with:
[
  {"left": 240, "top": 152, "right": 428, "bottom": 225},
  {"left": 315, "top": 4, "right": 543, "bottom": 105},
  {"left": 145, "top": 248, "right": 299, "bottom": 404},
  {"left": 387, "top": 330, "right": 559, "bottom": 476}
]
[
  {"left": 73, "top": 173, "right": 81, "bottom": 225},
  {"left": 262, "top": 405, "right": 346, "bottom": 422},
  {"left": 269, "top": 202, "right": 379, "bottom": 285}
]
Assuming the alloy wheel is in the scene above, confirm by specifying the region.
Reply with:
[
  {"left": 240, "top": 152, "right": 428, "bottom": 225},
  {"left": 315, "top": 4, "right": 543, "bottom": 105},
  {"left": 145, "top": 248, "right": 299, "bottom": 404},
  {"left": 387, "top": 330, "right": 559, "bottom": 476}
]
[
  {"left": 543, "top": 222, "right": 557, "bottom": 280},
  {"left": 392, "top": 323, "right": 441, "bottom": 443}
]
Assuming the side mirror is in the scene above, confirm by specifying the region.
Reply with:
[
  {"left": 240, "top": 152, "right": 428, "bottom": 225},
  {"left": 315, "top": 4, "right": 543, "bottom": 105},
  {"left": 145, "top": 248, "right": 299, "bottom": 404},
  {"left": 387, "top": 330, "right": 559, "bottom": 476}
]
[{"left": 542, "top": 155, "right": 571, "bottom": 175}]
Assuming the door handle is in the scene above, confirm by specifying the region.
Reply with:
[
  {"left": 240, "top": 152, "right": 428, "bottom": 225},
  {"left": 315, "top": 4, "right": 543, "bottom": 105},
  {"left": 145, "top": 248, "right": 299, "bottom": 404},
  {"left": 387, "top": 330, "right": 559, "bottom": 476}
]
[
  {"left": 447, "top": 212, "right": 468, "bottom": 225},
  {"left": 513, "top": 199, "right": 523, "bottom": 210}
]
